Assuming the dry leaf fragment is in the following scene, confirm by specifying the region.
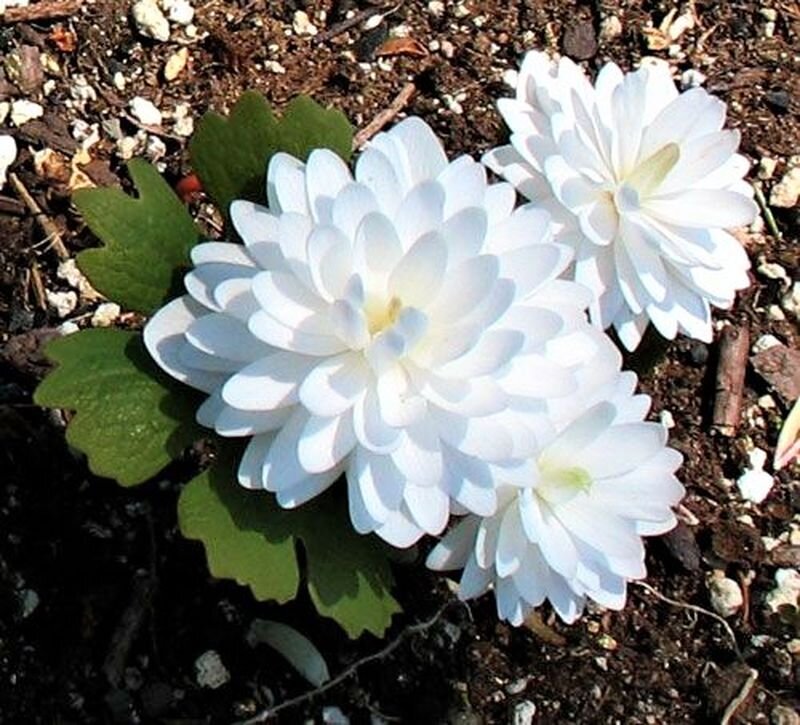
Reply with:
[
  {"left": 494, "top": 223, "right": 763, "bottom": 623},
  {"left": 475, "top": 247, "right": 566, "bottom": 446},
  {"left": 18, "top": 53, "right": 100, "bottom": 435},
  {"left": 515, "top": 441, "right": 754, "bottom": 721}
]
[
  {"left": 375, "top": 37, "right": 429, "bottom": 59},
  {"left": 49, "top": 25, "right": 77, "bottom": 53},
  {"left": 642, "top": 8, "right": 695, "bottom": 50}
]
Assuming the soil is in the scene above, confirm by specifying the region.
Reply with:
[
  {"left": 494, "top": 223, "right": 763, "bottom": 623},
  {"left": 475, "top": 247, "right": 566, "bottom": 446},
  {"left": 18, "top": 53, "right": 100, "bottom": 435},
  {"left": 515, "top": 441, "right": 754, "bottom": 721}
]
[{"left": 1, "top": 0, "right": 799, "bottom": 723}]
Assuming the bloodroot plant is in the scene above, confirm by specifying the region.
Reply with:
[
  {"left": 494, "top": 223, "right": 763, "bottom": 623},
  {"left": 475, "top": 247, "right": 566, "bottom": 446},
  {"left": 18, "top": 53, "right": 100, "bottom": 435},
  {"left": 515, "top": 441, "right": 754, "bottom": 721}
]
[{"left": 35, "top": 53, "right": 757, "bottom": 639}]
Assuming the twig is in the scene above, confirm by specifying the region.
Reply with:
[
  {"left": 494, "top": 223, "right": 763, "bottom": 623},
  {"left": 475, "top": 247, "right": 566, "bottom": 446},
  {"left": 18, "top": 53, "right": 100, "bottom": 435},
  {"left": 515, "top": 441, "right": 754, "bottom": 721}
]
[
  {"left": 720, "top": 668, "right": 758, "bottom": 725},
  {"left": 238, "top": 603, "right": 451, "bottom": 724},
  {"left": 28, "top": 261, "right": 47, "bottom": 311},
  {"left": 633, "top": 581, "right": 741, "bottom": 658},
  {"left": 752, "top": 183, "right": 783, "bottom": 240},
  {"left": 1, "top": 0, "right": 83, "bottom": 24},
  {"left": 712, "top": 323, "right": 750, "bottom": 437},
  {"left": 103, "top": 569, "right": 158, "bottom": 687},
  {"left": 353, "top": 82, "right": 417, "bottom": 150},
  {"left": 8, "top": 172, "right": 69, "bottom": 260}
]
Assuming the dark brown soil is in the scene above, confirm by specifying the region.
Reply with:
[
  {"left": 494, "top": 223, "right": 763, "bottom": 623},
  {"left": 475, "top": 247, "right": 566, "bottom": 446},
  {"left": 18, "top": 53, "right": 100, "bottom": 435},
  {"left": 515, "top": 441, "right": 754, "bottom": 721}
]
[{"left": 1, "top": 1, "right": 799, "bottom": 723}]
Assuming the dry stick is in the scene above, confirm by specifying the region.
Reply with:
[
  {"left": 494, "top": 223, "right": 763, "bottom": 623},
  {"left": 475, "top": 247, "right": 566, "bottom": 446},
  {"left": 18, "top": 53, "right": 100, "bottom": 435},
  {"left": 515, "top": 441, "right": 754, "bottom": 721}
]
[
  {"left": 712, "top": 323, "right": 750, "bottom": 437},
  {"left": 720, "top": 668, "right": 758, "bottom": 725},
  {"left": 633, "top": 581, "right": 742, "bottom": 658},
  {"left": 1, "top": 0, "right": 83, "bottom": 24},
  {"left": 752, "top": 182, "right": 783, "bottom": 240},
  {"left": 8, "top": 172, "right": 69, "bottom": 260},
  {"left": 353, "top": 82, "right": 417, "bottom": 150},
  {"left": 237, "top": 603, "right": 451, "bottom": 725},
  {"left": 28, "top": 261, "right": 47, "bottom": 310},
  {"left": 102, "top": 570, "right": 158, "bottom": 687}
]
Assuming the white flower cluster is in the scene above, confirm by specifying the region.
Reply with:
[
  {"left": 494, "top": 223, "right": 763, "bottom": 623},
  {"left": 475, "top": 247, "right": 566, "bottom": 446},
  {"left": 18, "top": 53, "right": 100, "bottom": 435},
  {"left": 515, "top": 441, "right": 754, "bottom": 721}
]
[{"left": 145, "top": 52, "right": 755, "bottom": 625}]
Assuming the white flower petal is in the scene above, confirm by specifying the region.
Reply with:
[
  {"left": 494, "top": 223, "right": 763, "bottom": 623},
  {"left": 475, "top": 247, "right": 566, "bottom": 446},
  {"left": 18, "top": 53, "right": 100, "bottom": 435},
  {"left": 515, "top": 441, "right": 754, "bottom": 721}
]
[
  {"left": 237, "top": 433, "right": 275, "bottom": 489},
  {"left": 426, "top": 516, "right": 481, "bottom": 571},
  {"left": 267, "top": 152, "right": 309, "bottom": 215},
  {"left": 305, "top": 148, "right": 353, "bottom": 223},
  {"left": 222, "top": 352, "right": 315, "bottom": 410},
  {"left": 143, "top": 297, "right": 225, "bottom": 393},
  {"left": 297, "top": 413, "right": 357, "bottom": 473}
]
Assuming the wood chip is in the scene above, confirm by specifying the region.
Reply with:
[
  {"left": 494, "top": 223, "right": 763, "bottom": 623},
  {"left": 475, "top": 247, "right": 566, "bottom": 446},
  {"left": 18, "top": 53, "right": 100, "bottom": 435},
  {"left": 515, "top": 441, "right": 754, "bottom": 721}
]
[
  {"left": 751, "top": 343, "right": 800, "bottom": 401},
  {"left": 712, "top": 323, "right": 750, "bottom": 436},
  {"left": 375, "top": 37, "right": 429, "bottom": 59},
  {"left": 1, "top": 0, "right": 84, "bottom": 25}
]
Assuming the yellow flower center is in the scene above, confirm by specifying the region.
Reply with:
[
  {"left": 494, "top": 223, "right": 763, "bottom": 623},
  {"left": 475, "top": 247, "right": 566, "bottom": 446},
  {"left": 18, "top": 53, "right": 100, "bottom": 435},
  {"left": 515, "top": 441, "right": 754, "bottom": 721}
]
[
  {"left": 366, "top": 296, "right": 403, "bottom": 336},
  {"left": 536, "top": 462, "right": 593, "bottom": 505},
  {"left": 614, "top": 142, "right": 680, "bottom": 213}
]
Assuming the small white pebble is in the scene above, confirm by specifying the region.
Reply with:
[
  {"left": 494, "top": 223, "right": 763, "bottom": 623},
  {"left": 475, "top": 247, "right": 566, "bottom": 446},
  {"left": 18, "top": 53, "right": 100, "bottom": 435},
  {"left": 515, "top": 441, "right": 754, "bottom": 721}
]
[
  {"left": 145, "top": 134, "right": 167, "bottom": 161},
  {"left": 112, "top": 71, "right": 126, "bottom": 91},
  {"left": 680, "top": 69, "right": 706, "bottom": 88},
  {"left": 0, "top": 135, "right": 17, "bottom": 190},
  {"left": 321, "top": 706, "right": 349, "bottom": 724},
  {"left": 781, "top": 281, "right": 800, "bottom": 320},
  {"left": 116, "top": 134, "right": 142, "bottom": 160},
  {"left": 599, "top": 15, "right": 622, "bottom": 41},
  {"left": 69, "top": 74, "right": 97, "bottom": 103},
  {"left": 194, "top": 650, "right": 230, "bottom": 689},
  {"left": 765, "top": 569, "right": 800, "bottom": 614},
  {"left": 164, "top": 47, "right": 189, "bottom": 81},
  {"left": 173, "top": 115, "right": 194, "bottom": 137},
  {"left": 263, "top": 60, "right": 286, "bottom": 74},
  {"left": 758, "top": 157, "right": 777, "bottom": 180},
  {"left": 46, "top": 290, "right": 78, "bottom": 318},
  {"left": 512, "top": 700, "right": 537, "bottom": 725},
  {"left": 440, "top": 40, "right": 455, "bottom": 58},
  {"left": 130, "top": 96, "right": 163, "bottom": 126},
  {"left": 91, "top": 302, "right": 121, "bottom": 328},
  {"left": 752, "top": 333, "right": 782, "bottom": 354},
  {"left": 757, "top": 260, "right": 789, "bottom": 284},
  {"left": 453, "top": 2, "right": 470, "bottom": 18},
  {"left": 56, "top": 259, "right": 93, "bottom": 296},
  {"left": 770, "top": 164, "right": 800, "bottom": 209},
  {"left": 292, "top": 10, "right": 318, "bottom": 36},
  {"left": 58, "top": 320, "right": 80, "bottom": 336},
  {"left": 20, "top": 589, "right": 39, "bottom": 618},
  {"left": 707, "top": 570, "right": 744, "bottom": 617},
  {"left": 427, "top": 0, "right": 445, "bottom": 17},
  {"left": 10, "top": 99, "right": 44, "bottom": 127},
  {"left": 767, "top": 304, "right": 786, "bottom": 321},
  {"left": 659, "top": 410, "right": 676, "bottom": 429},
  {"left": 736, "top": 447, "right": 774, "bottom": 503},
  {"left": 502, "top": 68, "right": 519, "bottom": 88},
  {"left": 161, "top": 0, "right": 194, "bottom": 26},
  {"left": 757, "top": 394, "right": 776, "bottom": 410},
  {"left": 132, "top": 0, "right": 170, "bottom": 42}
]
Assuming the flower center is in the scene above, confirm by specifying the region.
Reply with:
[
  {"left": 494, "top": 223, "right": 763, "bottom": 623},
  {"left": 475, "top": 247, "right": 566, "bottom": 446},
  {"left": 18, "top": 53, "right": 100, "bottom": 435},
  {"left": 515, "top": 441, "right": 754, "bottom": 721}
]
[
  {"left": 616, "top": 142, "right": 680, "bottom": 210},
  {"left": 366, "top": 295, "right": 403, "bottom": 336},
  {"left": 536, "top": 462, "right": 593, "bottom": 506}
]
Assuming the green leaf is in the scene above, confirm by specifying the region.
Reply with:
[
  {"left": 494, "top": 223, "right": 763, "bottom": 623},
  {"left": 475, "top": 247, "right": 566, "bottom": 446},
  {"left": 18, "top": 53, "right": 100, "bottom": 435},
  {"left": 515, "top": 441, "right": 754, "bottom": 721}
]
[
  {"left": 189, "top": 92, "right": 353, "bottom": 219},
  {"left": 179, "top": 446, "right": 401, "bottom": 638},
  {"left": 73, "top": 159, "right": 202, "bottom": 315},
  {"left": 34, "top": 329, "right": 203, "bottom": 486},
  {"left": 178, "top": 451, "right": 301, "bottom": 604}
]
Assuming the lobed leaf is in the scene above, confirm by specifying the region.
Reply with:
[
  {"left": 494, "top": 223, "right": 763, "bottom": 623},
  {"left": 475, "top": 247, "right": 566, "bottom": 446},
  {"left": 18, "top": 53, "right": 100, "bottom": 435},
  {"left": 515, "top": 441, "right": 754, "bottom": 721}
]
[
  {"left": 178, "top": 446, "right": 401, "bottom": 638},
  {"left": 34, "top": 329, "right": 204, "bottom": 486},
  {"left": 189, "top": 92, "right": 353, "bottom": 219},
  {"left": 74, "top": 159, "right": 202, "bottom": 315}
]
